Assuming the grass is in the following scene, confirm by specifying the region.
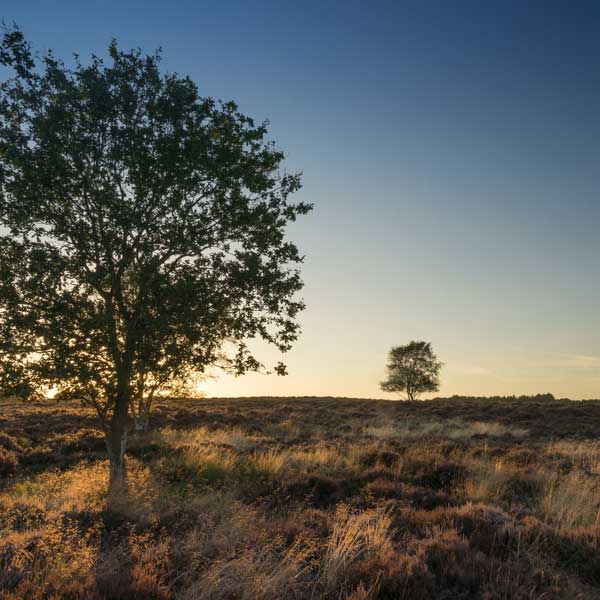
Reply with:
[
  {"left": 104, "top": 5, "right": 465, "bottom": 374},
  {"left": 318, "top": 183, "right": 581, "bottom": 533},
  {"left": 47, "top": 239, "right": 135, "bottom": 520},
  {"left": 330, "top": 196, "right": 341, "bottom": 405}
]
[
  {"left": 1, "top": 395, "right": 600, "bottom": 598},
  {"left": 321, "top": 505, "right": 394, "bottom": 595}
]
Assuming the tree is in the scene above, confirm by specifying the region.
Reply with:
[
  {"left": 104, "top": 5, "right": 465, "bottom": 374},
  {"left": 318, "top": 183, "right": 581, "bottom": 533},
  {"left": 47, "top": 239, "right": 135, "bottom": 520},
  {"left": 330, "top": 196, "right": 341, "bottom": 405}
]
[
  {"left": 380, "top": 341, "right": 442, "bottom": 400},
  {"left": 0, "top": 28, "right": 312, "bottom": 490}
]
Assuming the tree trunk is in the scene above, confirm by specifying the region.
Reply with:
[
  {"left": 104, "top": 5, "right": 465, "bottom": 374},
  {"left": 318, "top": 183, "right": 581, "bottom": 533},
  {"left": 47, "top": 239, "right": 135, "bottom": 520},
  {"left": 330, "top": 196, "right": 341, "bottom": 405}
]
[
  {"left": 106, "top": 386, "right": 131, "bottom": 495},
  {"left": 107, "top": 434, "right": 127, "bottom": 491},
  {"left": 133, "top": 414, "right": 149, "bottom": 433},
  {"left": 131, "top": 396, "right": 151, "bottom": 433}
]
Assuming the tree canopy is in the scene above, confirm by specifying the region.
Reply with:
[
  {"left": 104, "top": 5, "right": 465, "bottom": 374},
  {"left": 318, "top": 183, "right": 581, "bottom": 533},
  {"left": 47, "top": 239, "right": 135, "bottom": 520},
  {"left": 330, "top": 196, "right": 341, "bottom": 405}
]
[
  {"left": 0, "top": 27, "right": 312, "bottom": 487},
  {"left": 380, "top": 341, "right": 442, "bottom": 400}
]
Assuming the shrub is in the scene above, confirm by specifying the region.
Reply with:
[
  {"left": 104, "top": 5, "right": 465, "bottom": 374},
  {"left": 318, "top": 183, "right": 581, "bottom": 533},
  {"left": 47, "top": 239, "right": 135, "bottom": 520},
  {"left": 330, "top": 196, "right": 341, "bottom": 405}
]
[
  {"left": 364, "top": 480, "right": 452, "bottom": 510},
  {"left": 0, "top": 434, "right": 22, "bottom": 453},
  {"left": 278, "top": 473, "right": 360, "bottom": 508},
  {"left": 413, "top": 460, "right": 467, "bottom": 491},
  {"left": 0, "top": 447, "right": 18, "bottom": 477}
]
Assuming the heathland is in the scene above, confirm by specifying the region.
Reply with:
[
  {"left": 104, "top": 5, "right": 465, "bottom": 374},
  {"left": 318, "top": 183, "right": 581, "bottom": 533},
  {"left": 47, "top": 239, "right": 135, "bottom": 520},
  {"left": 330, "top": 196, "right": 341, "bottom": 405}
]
[{"left": 1, "top": 396, "right": 600, "bottom": 599}]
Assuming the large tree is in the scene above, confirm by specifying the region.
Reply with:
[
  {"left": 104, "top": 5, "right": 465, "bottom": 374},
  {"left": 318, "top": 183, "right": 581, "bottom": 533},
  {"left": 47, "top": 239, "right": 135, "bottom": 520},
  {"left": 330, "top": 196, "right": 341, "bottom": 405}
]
[
  {"left": 380, "top": 341, "right": 442, "bottom": 400},
  {"left": 0, "top": 28, "right": 311, "bottom": 489}
]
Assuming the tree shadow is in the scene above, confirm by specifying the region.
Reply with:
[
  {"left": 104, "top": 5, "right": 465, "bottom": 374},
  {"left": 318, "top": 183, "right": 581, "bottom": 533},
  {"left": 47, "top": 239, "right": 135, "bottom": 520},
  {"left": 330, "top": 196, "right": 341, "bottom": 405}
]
[{"left": 91, "top": 497, "right": 136, "bottom": 600}]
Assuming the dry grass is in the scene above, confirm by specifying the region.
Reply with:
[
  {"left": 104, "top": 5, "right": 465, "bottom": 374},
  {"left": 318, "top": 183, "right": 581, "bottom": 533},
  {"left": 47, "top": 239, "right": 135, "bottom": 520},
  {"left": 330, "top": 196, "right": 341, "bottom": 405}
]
[
  {"left": 542, "top": 471, "right": 600, "bottom": 529},
  {"left": 363, "top": 418, "right": 528, "bottom": 441},
  {"left": 160, "top": 425, "right": 263, "bottom": 452},
  {"left": 249, "top": 448, "right": 291, "bottom": 477},
  {"left": 321, "top": 505, "right": 394, "bottom": 594},
  {"left": 1, "top": 395, "right": 600, "bottom": 599}
]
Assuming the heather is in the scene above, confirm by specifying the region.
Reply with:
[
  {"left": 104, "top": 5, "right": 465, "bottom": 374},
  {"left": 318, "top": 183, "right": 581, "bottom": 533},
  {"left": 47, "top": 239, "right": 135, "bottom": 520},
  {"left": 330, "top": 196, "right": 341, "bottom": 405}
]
[{"left": 1, "top": 395, "right": 599, "bottom": 599}]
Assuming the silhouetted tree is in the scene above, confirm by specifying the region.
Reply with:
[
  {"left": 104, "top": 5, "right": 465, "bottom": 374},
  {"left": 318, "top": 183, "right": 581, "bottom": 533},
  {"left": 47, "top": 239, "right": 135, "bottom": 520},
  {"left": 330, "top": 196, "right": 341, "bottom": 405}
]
[
  {"left": 0, "top": 27, "right": 311, "bottom": 490},
  {"left": 381, "top": 341, "right": 442, "bottom": 400}
]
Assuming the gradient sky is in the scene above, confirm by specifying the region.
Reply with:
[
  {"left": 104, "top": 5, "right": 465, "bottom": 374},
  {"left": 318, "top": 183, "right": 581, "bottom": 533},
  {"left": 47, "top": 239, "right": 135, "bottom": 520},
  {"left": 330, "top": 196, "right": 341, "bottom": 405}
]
[{"left": 3, "top": 1, "right": 600, "bottom": 398}]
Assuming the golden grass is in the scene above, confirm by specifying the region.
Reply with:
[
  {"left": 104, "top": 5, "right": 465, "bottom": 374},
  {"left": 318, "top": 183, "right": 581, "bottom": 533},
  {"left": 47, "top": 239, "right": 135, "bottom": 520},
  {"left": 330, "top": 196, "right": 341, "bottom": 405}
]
[
  {"left": 6, "top": 461, "right": 108, "bottom": 513},
  {"left": 542, "top": 471, "right": 600, "bottom": 529},
  {"left": 166, "top": 445, "right": 240, "bottom": 483},
  {"left": 160, "top": 426, "right": 262, "bottom": 451},
  {"left": 321, "top": 505, "right": 393, "bottom": 594},
  {"left": 249, "top": 448, "right": 291, "bottom": 477},
  {"left": 363, "top": 419, "right": 528, "bottom": 441},
  {"left": 463, "top": 460, "right": 513, "bottom": 503},
  {"left": 544, "top": 440, "right": 600, "bottom": 473},
  {"left": 183, "top": 539, "right": 314, "bottom": 600}
]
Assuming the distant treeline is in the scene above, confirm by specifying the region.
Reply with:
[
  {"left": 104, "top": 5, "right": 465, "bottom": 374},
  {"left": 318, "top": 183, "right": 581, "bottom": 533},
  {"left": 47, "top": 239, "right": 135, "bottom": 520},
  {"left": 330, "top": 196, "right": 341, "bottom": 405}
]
[{"left": 433, "top": 393, "right": 559, "bottom": 402}]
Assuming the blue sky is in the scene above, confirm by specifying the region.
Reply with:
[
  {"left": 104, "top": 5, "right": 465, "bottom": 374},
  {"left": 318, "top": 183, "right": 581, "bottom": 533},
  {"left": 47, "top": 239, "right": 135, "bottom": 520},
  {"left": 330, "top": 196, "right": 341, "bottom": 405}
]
[{"left": 3, "top": 0, "right": 600, "bottom": 397}]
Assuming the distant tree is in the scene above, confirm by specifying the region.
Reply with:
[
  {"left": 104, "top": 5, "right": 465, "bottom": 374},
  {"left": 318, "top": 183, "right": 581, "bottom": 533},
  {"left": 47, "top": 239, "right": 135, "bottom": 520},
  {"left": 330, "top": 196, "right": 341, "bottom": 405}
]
[
  {"left": 381, "top": 341, "right": 442, "bottom": 400},
  {"left": 0, "top": 28, "right": 311, "bottom": 491}
]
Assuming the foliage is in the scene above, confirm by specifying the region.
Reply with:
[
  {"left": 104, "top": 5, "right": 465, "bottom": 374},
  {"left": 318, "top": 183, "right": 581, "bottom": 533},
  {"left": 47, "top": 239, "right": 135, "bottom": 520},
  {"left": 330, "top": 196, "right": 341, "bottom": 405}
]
[{"left": 381, "top": 341, "right": 442, "bottom": 400}]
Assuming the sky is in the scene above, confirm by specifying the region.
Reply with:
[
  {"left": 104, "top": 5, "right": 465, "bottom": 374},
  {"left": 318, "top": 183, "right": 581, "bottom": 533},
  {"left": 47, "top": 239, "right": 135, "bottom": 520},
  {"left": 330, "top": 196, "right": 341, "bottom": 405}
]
[{"left": 3, "top": 0, "right": 599, "bottom": 399}]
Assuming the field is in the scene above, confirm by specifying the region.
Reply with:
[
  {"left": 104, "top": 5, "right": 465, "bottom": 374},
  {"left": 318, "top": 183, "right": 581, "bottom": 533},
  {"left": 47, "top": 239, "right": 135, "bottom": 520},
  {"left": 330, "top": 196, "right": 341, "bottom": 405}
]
[{"left": 1, "top": 395, "right": 600, "bottom": 599}]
